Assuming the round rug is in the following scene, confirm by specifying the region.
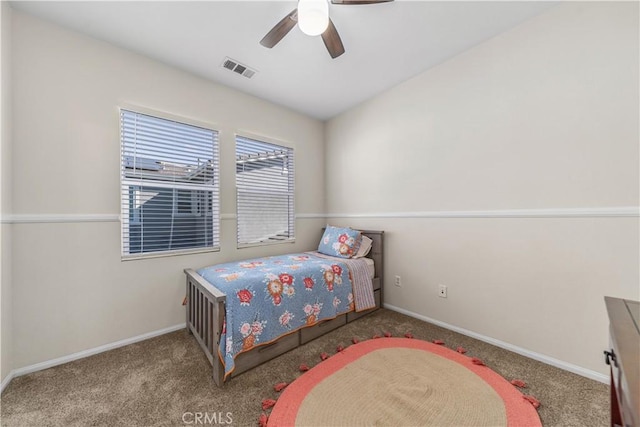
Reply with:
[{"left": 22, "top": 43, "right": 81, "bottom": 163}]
[{"left": 267, "top": 338, "right": 541, "bottom": 427}]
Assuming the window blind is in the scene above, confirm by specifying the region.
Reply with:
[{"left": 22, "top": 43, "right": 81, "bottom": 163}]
[
  {"left": 236, "top": 135, "right": 295, "bottom": 247},
  {"left": 120, "top": 109, "right": 220, "bottom": 258}
]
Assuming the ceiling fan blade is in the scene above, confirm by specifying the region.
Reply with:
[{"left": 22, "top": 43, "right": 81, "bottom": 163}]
[
  {"left": 321, "top": 18, "right": 345, "bottom": 59},
  {"left": 331, "top": 0, "right": 393, "bottom": 4},
  {"left": 260, "top": 9, "right": 298, "bottom": 48}
]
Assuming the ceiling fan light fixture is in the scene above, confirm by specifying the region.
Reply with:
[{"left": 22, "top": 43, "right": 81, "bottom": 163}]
[{"left": 297, "top": 0, "right": 329, "bottom": 36}]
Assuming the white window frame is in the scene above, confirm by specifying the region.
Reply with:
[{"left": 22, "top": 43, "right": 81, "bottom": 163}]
[
  {"left": 235, "top": 133, "right": 295, "bottom": 249},
  {"left": 120, "top": 106, "right": 220, "bottom": 260}
]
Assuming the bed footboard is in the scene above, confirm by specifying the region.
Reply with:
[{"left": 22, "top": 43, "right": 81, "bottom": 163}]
[{"left": 184, "top": 268, "right": 226, "bottom": 387}]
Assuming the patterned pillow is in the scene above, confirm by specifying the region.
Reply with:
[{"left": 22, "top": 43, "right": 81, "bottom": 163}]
[
  {"left": 317, "top": 226, "right": 362, "bottom": 259},
  {"left": 353, "top": 235, "right": 373, "bottom": 258}
]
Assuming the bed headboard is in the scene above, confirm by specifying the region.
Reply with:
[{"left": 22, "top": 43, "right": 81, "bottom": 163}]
[
  {"left": 319, "top": 228, "right": 384, "bottom": 282},
  {"left": 360, "top": 230, "right": 384, "bottom": 281}
]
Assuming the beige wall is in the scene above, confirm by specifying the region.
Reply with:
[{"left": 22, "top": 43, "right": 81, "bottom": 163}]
[
  {"left": 325, "top": 2, "right": 639, "bottom": 376},
  {"left": 4, "top": 1, "right": 639, "bottom": 383},
  {"left": 9, "top": 9, "right": 325, "bottom": 369},
  {"left": 1, "top": 0, "right": 14, "bottom": 385}
]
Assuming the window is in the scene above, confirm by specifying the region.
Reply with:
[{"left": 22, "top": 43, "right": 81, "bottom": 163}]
[
  {"left": 235, "top": 135, "right": 294, "bottom": 247},
  {"left": 120, "top": 109, "right": 219, "bottom": 258}
]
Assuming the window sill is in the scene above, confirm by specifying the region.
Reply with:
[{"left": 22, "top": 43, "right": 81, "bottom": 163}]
[
  {"left": 237, "top": 239, "right": 295, "bottom": 250},
  {"left": 122, "top": 246, "right": 220, "bottom": 261}
]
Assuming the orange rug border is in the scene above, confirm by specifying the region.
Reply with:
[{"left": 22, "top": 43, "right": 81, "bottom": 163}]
[{"left": 267, "top": 337, "right": 541, "bottom": 427}]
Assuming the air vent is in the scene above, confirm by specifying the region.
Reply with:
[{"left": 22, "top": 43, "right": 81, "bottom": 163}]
[{"left": 221, "top": 57, "right": 258, "bottom": 79}]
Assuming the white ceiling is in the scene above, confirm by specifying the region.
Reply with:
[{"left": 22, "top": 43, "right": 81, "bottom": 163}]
[{"left": 10, "top": 1, "right": 558, "bottom": 120}]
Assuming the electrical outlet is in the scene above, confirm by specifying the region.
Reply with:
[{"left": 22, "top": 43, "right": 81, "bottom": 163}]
[
  {"left": 395, "top": 275, "right": 401, "bottom": 287},
  {"left": 438, "top": 284, "right": 447, "bottom": 298}
]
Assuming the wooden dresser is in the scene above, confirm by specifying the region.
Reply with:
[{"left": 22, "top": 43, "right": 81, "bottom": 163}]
[{"left": 605, "top": 296, "right": 640, "bottom": 427}]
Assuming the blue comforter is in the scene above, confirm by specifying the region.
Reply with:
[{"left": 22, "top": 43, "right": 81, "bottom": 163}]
[{"left": 197, "top": 252, "right": 357, "bottom": 379}]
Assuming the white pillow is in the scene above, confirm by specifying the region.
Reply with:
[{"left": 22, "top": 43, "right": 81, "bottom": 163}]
[{"left": 353, "top": 235, "right": 373, "bottom": 258}]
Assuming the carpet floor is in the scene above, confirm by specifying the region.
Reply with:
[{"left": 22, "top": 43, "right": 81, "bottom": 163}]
[{"left": 1, "top": 309, "right": 608, "bottom": 426}]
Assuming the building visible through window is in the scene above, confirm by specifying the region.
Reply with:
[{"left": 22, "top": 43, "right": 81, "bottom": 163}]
[{"left": 120, "top": 109, "right": 219, "bottom": 258}]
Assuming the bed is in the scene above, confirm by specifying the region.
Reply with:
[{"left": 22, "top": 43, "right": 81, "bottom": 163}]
[{"left": 184, "top": 229, "right": 384, "bottom": 386}]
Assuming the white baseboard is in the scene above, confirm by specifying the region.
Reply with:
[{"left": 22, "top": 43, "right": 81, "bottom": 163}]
[
  {"left": 1, "top": 307, "right": 610, "bottom": 394},
  {"left": 1, "top": 370, "right": 15, "bottom": 393},
  {"left": 384, "top": 303, "right": 609, "bottom": 384},
  {"left": 1, "top": 323, "right": 186, "bottom": 393}
]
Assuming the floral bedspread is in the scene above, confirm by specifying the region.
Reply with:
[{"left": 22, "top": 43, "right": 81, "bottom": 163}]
[{"left": 197, "top": 252, "right": 360, "bottom": 379}]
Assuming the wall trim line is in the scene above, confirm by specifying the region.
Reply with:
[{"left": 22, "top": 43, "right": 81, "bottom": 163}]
[
  {"left": 295, "top": 213, "right": 327, "bottom": 219},
  {"left": 2, "top": 213, "right": 329, "bottom": 224},
  {"left": 1, "top": 207, "right": 637, "bottom": 225},
  {"left": 2, "top": 323, "right": 186, "bottom": 392},
  {"left": 328, "top": 206, "right": 639, "bottom": 219},
  {"left": 384, "top": 303, "right": 609, "bottom": 384},
  {"left": 1, "top": 214, "right": 120, "bottom": 224}
]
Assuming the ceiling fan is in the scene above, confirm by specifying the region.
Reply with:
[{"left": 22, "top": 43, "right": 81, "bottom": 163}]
[{"left": 260, "top": 0, "right": 393, "bottom": 59}]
